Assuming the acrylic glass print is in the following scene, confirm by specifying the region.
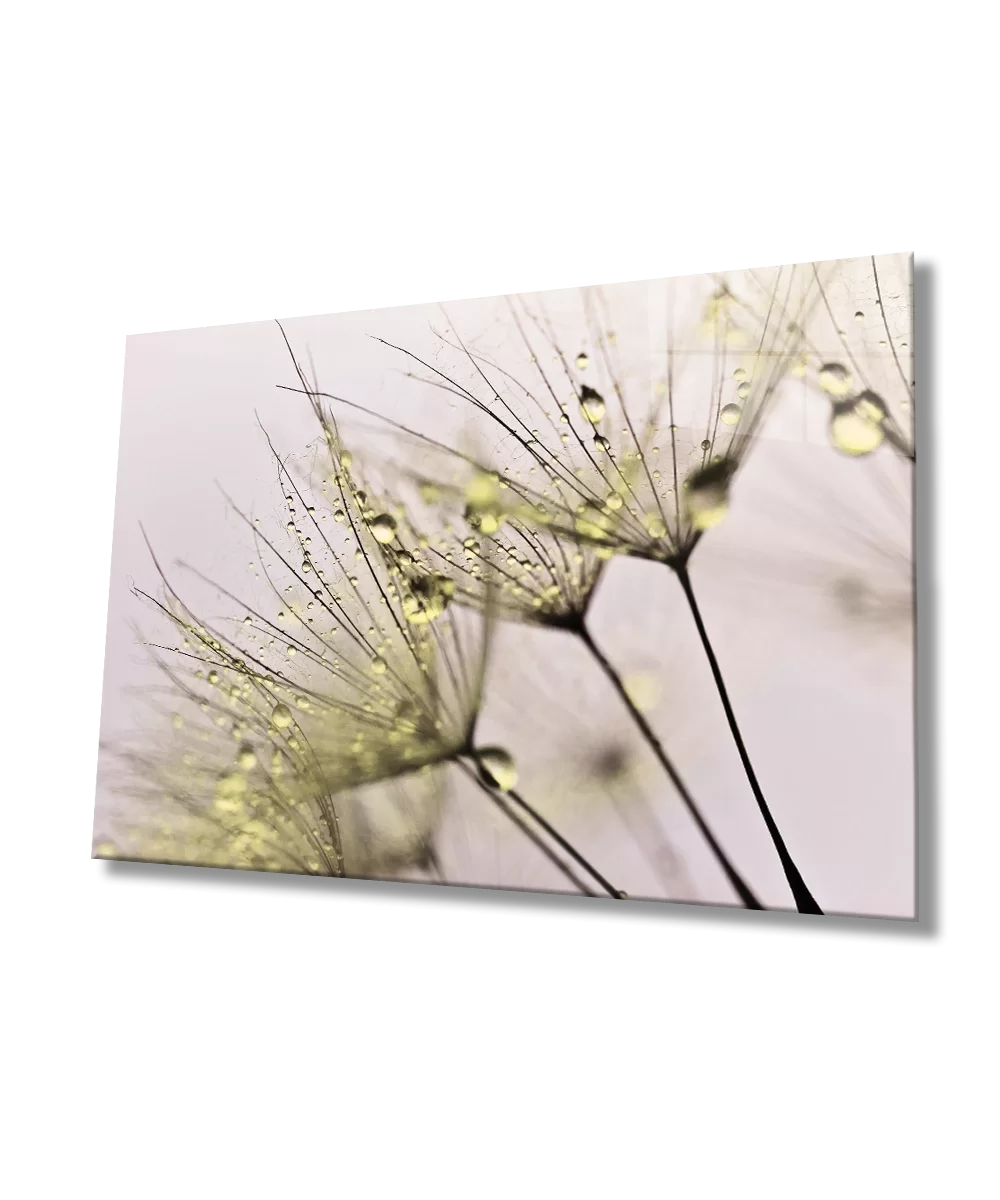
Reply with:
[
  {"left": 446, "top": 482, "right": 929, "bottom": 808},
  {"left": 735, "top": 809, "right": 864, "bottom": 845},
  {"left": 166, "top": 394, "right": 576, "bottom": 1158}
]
[{"left": 94, "top": 254, "right": 915, "bottom": 918}]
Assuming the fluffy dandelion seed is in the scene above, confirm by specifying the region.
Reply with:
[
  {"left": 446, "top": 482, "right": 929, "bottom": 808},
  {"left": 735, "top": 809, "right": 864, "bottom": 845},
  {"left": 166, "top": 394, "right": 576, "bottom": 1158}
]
[
  {"left": 319, "top": 267, "right": 838, "bottom": 914},
  {"left": 802, "top": 256, "right": 914, "bottom": 462}
]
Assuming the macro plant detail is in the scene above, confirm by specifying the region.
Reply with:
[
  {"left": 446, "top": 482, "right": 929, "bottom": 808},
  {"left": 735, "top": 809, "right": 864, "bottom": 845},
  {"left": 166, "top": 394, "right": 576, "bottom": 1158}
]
[
  {"left": 100, "top": 361, "right": 621, "bottom": 898},
  {"left": 95, "top": 253, "right": 916, "bottom": 919},
  {"left": 279, "top": 267, "right": 828, "bottom": 910}
]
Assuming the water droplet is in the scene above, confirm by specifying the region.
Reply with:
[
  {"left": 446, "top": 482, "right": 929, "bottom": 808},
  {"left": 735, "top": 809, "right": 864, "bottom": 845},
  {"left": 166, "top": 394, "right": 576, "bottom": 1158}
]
[
  {"left": 605, "top": 492, "right": 624, "bottom": 511},
  {"left": 593, "top": 434, "right": 611, "bottom": 453},
  {"left": 207, "top": 670, "right": 220, "bottom": 686},
  {"left": 237, "top": 744, "right": 256, "bottom": 771},
  {"left": 371, "top": 655, "right": 387, "bottom": 675},
  {"left": 720, "top": 402, "right": 742, "bottom": 426},
  {"left": 686, "top": 461, "right": 734, "bottom": 531},
  {"left": 369, "top": 513, "right": 397, "bottom": 544},
  {"left": 736, "top": 381, "right": 751, "bottom": 400},
  {"left": 855, "top": 310, "right": 864, "bottom": 322},
  {"left": 645, "top": 513, "right": 667, "bottom": 538},
  {"left": 829, "top": 391, "right": 888, "bottom": 456},
  {"left": 818, "top": 362, "right": 853, "bottom": 397},
  {"left": 404, "top": 574, "right": 455, "bottom": 624},
  {"left": 476, "top": 746, "right": 518, "bottom": 792},
  {"left": 579, "top": 385, "right": 605, "bottom": 424},
  {"left": 733, "top": 367, "right": 747, "bottom": 382},
  {"left": 340, "top": 451, "right": 353, "bottom": 469},
  {"left": 467, "top": 508, "right": 501, "bottom": 535},
  {"left": 700, "top": 439, "right": 712, "bottom": 452},
  {"left": 575, "top": 352, "right": 590, "bottom": 370},
  {"left": 272, "top": 703, "right": 292, "bottom": 728}
]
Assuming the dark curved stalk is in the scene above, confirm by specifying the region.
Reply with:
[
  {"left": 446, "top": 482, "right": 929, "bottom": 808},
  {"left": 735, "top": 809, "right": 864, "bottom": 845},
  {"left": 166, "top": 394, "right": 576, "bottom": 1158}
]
[
  {"left": 674, "top": 563, "right": 823, "bottom": 915},
  {"left": 458, "top": 760, "right": 617, "bottom": 899},
  {"left": 577, "top": 622, "right": 762, "bottom": 910}
]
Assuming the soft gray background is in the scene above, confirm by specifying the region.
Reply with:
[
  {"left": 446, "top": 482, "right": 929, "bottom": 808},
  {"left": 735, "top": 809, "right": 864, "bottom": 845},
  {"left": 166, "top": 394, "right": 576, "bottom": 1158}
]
[{"left": 96, "top": 260, "right": 914, "bottom": 917}]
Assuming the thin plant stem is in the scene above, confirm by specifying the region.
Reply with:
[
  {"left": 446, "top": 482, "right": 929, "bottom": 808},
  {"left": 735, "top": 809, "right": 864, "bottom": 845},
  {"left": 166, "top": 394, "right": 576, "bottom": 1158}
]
[
  {"left": 674, "top": 563, "right": 823, "bottom": 915},
  {"left": 576, "top": 622, "right": 763, "bottom": 910},
  {"left": 458, "top": 760, "right": 616, "bottom": 899}
]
